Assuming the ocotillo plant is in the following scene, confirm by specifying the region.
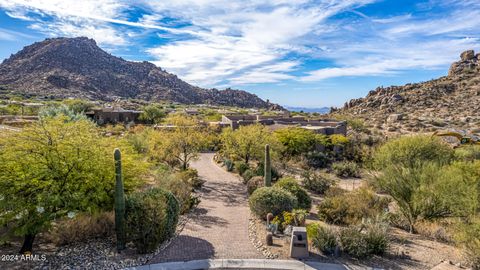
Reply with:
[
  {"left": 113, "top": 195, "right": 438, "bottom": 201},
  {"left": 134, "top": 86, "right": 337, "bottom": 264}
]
[
  {"left": 264, "top": 144, "right": 272, "bottom": 187},
  {"left": 114, "top": 148, "right": 126, "bottom": 251}
]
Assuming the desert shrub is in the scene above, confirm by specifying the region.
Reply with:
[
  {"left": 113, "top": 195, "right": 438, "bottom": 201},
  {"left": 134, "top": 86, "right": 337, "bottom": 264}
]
[
  {"left": 331, "top": 161, "right": 360, "bottom": 178},
  {"left": 292, "top": 209, "right": 308, "bottom": 226},
  {"left": 235, "top": 161, "right": 250, "bottom": 176},
  {"left": 311, "top": 224, "right": 338, "bottom": 254},
  {"left": 302, "top": 170, "right": 335, "bottom": 194},
  {"left": 317, "top": 195, "right": 350, "bottom": 225},
  {"left": 414, "top": 220, "right": 453, "bottom": 243},
  {"left": 249, "top": 187, "right": 297, "bottom": 218},
  {"left": 275, "top": 177, "right": 311, "bottom": 210},
  {"left": 281, "top": 211, "right": 295, "bottom": 229},
  {"left": 255, "top": 162, "right": 281, "bottom": 181},
  {"left": 247, "top": 176, "right": 264, "bottom": 195},
  {"left": 455, "top": 145, "right": 480, "bottom": 162},
  {"left": 47, "top": 212, "right": 114, "bottom": 246},
  {"left": 317, "top": 188, "right": 389, "bottom": 225},
  {"left": 339, "top": 227, "right": 370, "bottom": 258},
  {"left": 242, "top": 169, "right": 255, "bottom": 184},
  {"left": 455, "top": 219, "right": 480, "bottom": 269},
  {"left": 325, "top": 186, "right": 347, "bottom": 197},
  {"left": 302, "top": 151, "right": 330, "bottom": 169},
  {"left": 224, "top": 158, "right": 234, "bottom": 171},
  {"left": 371, "top": 135, "right": 479, "bottom": 233},
  {"left": 175, "top": 168, "right": 203, "bottom": 189},
  {"left": 306, "top": 223, "right": 320, "bottom": 239},
  {"left": 363, "top": 219, "right": 389, "bottom": 255},
  {"left": 125, "top": 188, "right": 179, "bottom": 253},
  {"left": 126, "top": 130, "right": 150, "bottom": 154},
  {"left": 157, "top": 171, "right": 198, "bottom": 214}
]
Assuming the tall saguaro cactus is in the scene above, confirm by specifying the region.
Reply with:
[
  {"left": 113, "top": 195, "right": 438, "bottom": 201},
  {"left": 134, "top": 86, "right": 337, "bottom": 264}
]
[
  {"left": 264, "top": 144, "right": 272, "bottom": 187},
  {"left": 114, "top": 148, "right": 126, "bottom": 251}
]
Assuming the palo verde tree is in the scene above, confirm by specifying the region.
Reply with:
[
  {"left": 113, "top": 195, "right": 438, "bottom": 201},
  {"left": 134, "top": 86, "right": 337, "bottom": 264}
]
[
  {"left": 221, "top": 124, "right": 276, "bottom": 163},
  {"left": 139, "top": 104, "right": 166, "bottom": 124},
  {"left": 373, "top": 135, "right": 478, "bottom": 233},
  {"left": 0, "top": 115, "right": 145, "bottom": 253},
  {"left": 150, "top": 114, "right": 208, "bottom": 170},
  {"left": 274, "top": 127, "right": 319, "bottom": 157}
]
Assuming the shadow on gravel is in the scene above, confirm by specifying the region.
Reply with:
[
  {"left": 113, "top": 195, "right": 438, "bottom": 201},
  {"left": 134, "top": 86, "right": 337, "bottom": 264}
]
[
  {"left": 149, "top": 236, "right": 215, "bottom": 263},
  {"left": 200, "top": 181, "right": 247, "bottom": 206},
  {"left": 190, "top": 208, "right": 229, "bottom": 228}
]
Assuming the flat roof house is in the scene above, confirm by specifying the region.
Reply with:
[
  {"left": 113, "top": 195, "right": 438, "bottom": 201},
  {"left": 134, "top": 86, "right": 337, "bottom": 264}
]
[
  {"left": 86, "top": 107, "right": 143, "bottom": 125},
  {"left": 220, "top": 114, "right": 347, "bottom": 135}
]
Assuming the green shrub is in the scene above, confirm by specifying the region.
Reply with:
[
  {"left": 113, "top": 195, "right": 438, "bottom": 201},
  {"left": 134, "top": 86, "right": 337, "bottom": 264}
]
[
  {"left": 317, "top": 188, "right": 389, "bottom": 225},
  {"left": 247, "top": 176, "right": 264, "bottom": 195},
  {"left": 303, "top": 151, "right": 330, "bottom": 168},
  {"left": 175, "top": 168, "right": 203, "bottom": 189},
  {"left": 331, "top": 161, "right": 360, "bottom": 178},
  {"left": 125, "top": 188, "right": 179, "bottom": 253},
  {"left": 235, "top": 161, "right": 250, "bottom": 175},
  {"left": 302, "top": 170, "right": 335, "bottom": 194},
  {"left": 373, "top": 135, "right": 477, "bottom": 232},
  {"left": 242, "top": 169, "right": 255, "bottom": 184},
  {"left": 224, "top": 159, "right": 234, "bottom": 172},
  {"left": 311, "top": 224, "right": 337, "bottom": 254},
  {"left": 292, "top": 209, "right": 308, "bottom": 226},
  {"left": 306, "top": 223, "right": 320, "bottom": 239},
  {"left": 157, "top": 171, "right": 197, "bottom": 214},
  {"left": 339, "top": 227, "right": 370, "bottom": 258},
  {"left": 249, "top": 187, "right": 297, "bottom": 218},
  {"left": 255, "top": 162, "right": 281, "bottom": 181},
  {"left": 275, "top": 177, "right": 311, "bottom": 210},
  {"left": 317, "top": 195, "right": 350, "bottom": 224},
  {"left": 281, "top": 211, "right": 295, "bottom": 229},
  {"left": 364, "top": 219, "right": 389, "bottom": 255},
  {"left": 455, "top": 218, "right": 480, "bottom": 269},
  {"left": 455, "top": 145, "right": 480, "bottom": 162}
]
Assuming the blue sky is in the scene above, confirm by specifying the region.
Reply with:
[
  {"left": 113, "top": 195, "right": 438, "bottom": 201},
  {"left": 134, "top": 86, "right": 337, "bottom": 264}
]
[{"left": 0, "top": 0, "right": 479, "bottom": 108}]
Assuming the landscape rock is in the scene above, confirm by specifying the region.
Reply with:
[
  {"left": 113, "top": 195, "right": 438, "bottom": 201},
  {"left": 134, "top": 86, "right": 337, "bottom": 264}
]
[
  {"left": 387, "top": 113, "right": 403, "bottom": 123},
  {"left": 460, "top": 50, "right": 475, "bottom": 61},
  {"left": 338, "top": 49, "right": 480, "bottom": 136}
]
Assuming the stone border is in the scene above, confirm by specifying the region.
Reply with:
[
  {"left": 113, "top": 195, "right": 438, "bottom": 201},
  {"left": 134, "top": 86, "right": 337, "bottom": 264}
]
[
  {"left": 125, "top": 259, "right": 348, "bottom": 270},
  {"left": 248, "top": 214, "right": 279, "bottom": 259}
]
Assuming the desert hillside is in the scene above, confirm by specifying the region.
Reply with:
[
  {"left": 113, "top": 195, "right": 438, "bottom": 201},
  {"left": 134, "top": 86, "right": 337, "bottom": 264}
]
[{"left": 335, "top": 50, "right": 480, "bottom": 135}]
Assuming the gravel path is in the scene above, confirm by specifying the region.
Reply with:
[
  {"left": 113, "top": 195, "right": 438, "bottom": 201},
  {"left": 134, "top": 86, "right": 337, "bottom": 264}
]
[{"left": 149, "top": 153, "right": 263, "bottom": 263}]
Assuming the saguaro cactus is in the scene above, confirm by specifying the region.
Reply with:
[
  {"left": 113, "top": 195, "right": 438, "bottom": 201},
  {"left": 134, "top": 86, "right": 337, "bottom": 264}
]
[
  {"left": 264, "top": 144, "right": 271, "bottom": 187},
  {"left": 114, "top": 148, "right": 126, "bottom": 251}
]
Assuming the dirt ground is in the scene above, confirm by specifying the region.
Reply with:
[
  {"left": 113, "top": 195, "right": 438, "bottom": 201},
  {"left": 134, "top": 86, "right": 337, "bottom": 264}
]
[{"left": 253, "top": 216, "right": 467, "bottom": 270}]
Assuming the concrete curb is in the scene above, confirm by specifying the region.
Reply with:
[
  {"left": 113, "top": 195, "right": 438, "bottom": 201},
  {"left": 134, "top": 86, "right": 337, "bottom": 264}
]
[{"left": 124, "top": 259, "right": 348, "bottom": 270}]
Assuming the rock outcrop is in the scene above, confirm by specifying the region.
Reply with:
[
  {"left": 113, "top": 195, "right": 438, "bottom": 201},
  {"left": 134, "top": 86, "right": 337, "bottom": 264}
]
[
  {"left": 337, "top": 50, "right": 480, "bottom": 135},
  {"left": 0, "top": 37, "right": 280, "bottom": 109}
]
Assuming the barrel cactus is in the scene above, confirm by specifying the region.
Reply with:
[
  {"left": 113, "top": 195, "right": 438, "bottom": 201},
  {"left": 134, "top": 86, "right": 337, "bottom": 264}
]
[{"left": 114, "top": 148, "right": 126, "bottom": 251}]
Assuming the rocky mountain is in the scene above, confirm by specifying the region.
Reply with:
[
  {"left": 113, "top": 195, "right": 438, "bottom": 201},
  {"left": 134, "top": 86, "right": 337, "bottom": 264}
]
[
  {"left": 335, "top": 50, "right": 480, "bottom": 135},
  {"left": 0, "top": 37, "right": 279, "bottom": 109}
]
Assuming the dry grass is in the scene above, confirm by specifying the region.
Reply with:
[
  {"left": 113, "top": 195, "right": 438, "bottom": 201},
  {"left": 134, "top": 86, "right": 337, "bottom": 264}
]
[
  {"left": 46, "top": 211, "right": 114, "bottom": 246},
  {"left": 414, "top": 220, "right": 455, "bottom": 243}
]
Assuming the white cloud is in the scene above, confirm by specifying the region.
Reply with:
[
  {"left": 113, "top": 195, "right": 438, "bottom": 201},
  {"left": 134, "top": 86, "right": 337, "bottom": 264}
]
[
  {"left": 144, "top": 0, "right": 376, "bottom": 86},
  {"left": 300, "top": 2, "right": 480, "bottom": 81},
  {"left": 1, "top": 0, "right": 479, "bottom": 87}
]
